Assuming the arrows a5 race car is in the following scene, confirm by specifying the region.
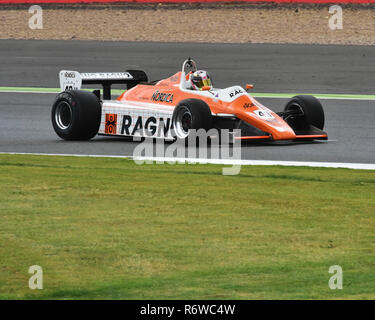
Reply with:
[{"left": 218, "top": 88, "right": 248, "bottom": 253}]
[{"left": 51, "top": 59, "right": 327, "bottom": 142}]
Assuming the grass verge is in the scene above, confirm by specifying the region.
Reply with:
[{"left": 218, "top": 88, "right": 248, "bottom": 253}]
[{"left": 0, "top": 154, "right": 374, "bottom": 299}]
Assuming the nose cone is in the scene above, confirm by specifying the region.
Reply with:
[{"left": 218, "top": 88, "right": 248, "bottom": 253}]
[{"left": 231, "top": 95, "right": 297, "bottom": 140}]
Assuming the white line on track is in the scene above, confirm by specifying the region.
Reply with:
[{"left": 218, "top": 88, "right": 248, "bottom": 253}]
[{"left": 1, "top": 152, "right": 374, "bottom": 170}]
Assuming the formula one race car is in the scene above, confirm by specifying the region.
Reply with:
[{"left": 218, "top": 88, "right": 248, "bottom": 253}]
[{"left": 51, "top": 59, "right": 327, "bottom": 142}]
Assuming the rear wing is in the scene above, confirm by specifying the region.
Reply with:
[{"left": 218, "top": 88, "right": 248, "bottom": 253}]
[{"left": 59, "top": 70, "right": 148, "bottom": 99}]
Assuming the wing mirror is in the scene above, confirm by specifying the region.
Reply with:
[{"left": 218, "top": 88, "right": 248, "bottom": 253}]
[{"left": 245, "top": 84, "right": 254, "bottom": 91}]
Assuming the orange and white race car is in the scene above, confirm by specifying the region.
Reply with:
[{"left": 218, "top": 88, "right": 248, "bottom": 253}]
[{"left": 51, "top": 59, "right": 327, "bottom": 142}]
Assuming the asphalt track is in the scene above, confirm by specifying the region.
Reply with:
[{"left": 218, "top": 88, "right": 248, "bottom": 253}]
[{"left": 0, "top": 40, "right": 374, "bottom": 164}]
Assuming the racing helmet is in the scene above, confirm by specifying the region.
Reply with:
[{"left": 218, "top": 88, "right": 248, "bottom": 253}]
[{"left": 191, "top": 70, "right": 213, "bottom": 90}]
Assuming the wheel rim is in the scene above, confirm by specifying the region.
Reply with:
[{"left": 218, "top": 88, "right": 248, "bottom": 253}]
[
  {"left": 174, "top": 106, "right": 192, "bottom": 138},
  {"left": 55, "top": 101, "right": 72, "bottom": 130}
]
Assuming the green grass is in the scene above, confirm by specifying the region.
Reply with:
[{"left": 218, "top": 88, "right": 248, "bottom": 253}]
[{"left": 0, "top": 154, "right": 374, "bottom": 299}]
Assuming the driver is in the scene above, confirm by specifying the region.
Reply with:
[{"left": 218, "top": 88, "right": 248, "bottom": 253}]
[{"left": 190, "top": 70, "right": 213, "bottom": 91}]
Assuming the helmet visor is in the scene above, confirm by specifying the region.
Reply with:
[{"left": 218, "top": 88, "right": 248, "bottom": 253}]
[
  {"left": 202, "top": 78, "right": 212, "bottom": 87},
  {"left": 193, "top": 78, "right": 212, "bottom": 89}
]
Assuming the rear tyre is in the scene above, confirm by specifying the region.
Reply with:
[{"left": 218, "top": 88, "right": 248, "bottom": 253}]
[
  {"left": 172, "top": 99, "right": 213, "bottom": 139},
  {"left": 51, "top": 90, "right": 101, "bottom": 140},
  {"left": 284, "top": 95, "right": 325, "bottom": 130}
]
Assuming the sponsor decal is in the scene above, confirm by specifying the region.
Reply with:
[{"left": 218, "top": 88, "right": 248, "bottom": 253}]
[
  {"left": 64, "top": 72, "right": 76, "bottom": 78},
  {"left": 229, "top": 88, "right": 244, "bottom": 98},
  {"left": 120, "top": 115, "right": 173, "bottom": 137},
  {"left": 105, "top": 113, "right": 117, "bottom": 134},
  {"left": 59, "top": 70, "right": 81, "bottom": 91},
  {"left": 81, "top": 72, "right": 132, "bottom": 80},
  {"left": 243, "top": 102, "right": 255, "bottom": 109},
  {"left": 151, "top": 90, "right": 174, "bottom": 103}
]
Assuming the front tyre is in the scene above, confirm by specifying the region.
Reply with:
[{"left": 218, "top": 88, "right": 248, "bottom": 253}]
[
  {"left": 284, "top": 95, "right": 325, "bottom": 130},
  {"left": 51, "top": 90, "right": 101, "bottom": 140},
  {"left": 172, "top": 99, "right": 213, "bottom": 139}
]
